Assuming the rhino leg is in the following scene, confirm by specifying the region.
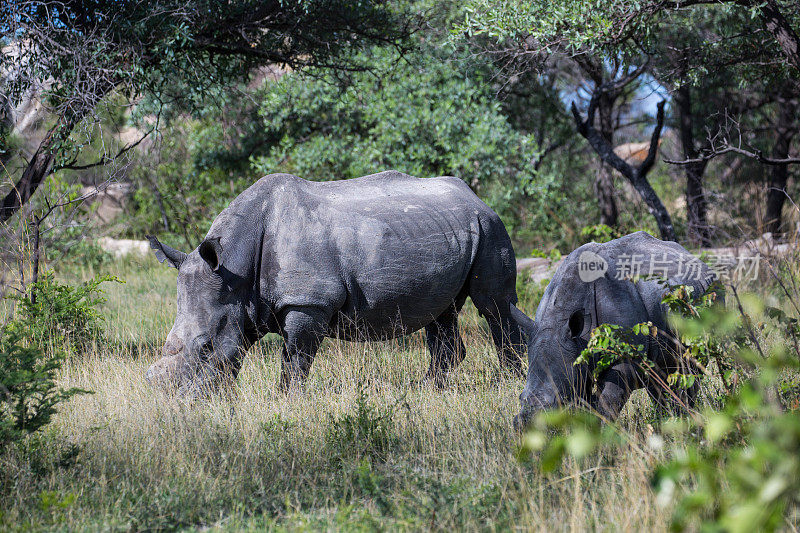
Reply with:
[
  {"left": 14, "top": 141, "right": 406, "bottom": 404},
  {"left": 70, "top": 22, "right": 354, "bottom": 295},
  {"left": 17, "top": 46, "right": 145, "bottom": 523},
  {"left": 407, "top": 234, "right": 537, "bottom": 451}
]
[
  {"left": 645, "top": 368, "right": 700, "bottom": 418},
  {"left": 424, "top": 304, "right": 466, "bottom": 387},
  {"left": 278, "top": 306, "right": 330, "bottom": 391},
  {"left": 591, "top": 362, "right": 644, "bottom": 420},
  {"left": 467, "top": 272, "right": 525, "bottom": 375},
  {"left": 480, "top": 304, "right": 525, "bottom": 376}
]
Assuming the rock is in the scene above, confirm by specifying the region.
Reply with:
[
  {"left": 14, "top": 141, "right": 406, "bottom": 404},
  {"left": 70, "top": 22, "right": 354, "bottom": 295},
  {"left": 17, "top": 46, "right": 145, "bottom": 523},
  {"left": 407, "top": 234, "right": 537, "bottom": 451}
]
[
  {"left": 81, "top": 182, "right": 134, "bottom": 224},
  {"left": 97, "top": 237, "right": 150, "bottom": 258},
  {"left": 613, "top": 140, "right": 661, "bottom": 164},
  {"left": 516, "top": 256, "right": 564, "bottom": 284}
]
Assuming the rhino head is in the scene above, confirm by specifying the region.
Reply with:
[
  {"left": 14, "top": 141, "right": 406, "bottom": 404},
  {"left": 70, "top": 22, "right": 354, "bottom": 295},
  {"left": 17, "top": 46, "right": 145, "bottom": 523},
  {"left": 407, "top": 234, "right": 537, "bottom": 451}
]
[
  {"left": 145, "top": 233, "right": 259, "bottom": 398},
  {"left": 510, "top": 254, "right": 596, "bottom": 428}
]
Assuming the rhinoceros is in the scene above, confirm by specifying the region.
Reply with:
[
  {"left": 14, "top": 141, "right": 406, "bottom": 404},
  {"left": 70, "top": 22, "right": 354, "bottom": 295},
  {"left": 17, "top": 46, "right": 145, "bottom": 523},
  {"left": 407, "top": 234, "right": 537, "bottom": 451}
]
[
  {"left": 512, "top": 231, "right": 720, "bottom": 426},
  {"left": 146, "top": 170, "right": 525, "bottom": 396}
]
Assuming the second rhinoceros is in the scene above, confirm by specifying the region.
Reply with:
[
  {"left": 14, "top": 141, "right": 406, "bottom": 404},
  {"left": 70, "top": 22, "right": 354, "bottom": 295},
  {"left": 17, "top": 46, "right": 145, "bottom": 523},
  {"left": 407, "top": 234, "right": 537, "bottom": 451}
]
[{"left": 513, "top": 231, "right": 721, "bottom": 426}]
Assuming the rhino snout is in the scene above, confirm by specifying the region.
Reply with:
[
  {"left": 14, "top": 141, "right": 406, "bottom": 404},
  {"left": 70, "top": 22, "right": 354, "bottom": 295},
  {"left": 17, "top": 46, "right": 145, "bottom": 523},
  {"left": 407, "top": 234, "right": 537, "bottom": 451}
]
[
  {"left": 146, "top": 354, "right": 191, "bottom": 390},
  {"left": 515, "top": 389, "right": 560, "bottom": 431},
  {"left": 520, "top": 388, "right": 558, "bottom": 410},
  {"left": 162, "top": 337, "right": 185, "bottom": 356}
]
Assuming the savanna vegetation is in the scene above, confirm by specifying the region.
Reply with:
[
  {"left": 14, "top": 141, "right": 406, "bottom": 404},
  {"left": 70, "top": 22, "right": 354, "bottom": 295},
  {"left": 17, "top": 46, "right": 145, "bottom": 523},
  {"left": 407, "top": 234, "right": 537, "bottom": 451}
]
[{"left": 1, "top": 0, "right": 800, "bottom": 530}]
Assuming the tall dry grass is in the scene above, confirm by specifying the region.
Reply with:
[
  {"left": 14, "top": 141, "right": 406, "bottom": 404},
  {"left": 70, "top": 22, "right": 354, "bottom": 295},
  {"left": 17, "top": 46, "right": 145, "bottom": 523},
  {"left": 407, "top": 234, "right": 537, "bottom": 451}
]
[{"left": 0, "top": 257, "right": 673, "bottom": 531}]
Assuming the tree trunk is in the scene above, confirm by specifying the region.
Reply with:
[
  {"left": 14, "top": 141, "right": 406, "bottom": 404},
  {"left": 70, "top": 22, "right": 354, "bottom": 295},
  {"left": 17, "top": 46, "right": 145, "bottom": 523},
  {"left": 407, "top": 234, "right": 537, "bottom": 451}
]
[
  {"left": 675, "top": 83, "right": 711, "bottom": 246},
  {"left": 0, "top": 78, "right": 115, "bottom": 223},
  {"left": 595, "top": 166, "right": 618, "bottom": 226},
  {"left": 757, "top": 0, "right": 800, "bottom": 74},
  {"left": 0, "top": 131, "right": 58, "bottom": 223},
  {"left": 630, "top": 169, "right": 678, "bottom": 242},
  {"left": 685, "top": 163, "right": 709, "bottom": 245},
  {"left": 596, "top": 92, "right": 619, "bottom": 227},
  {"left": 0, "top": 114, "right": 78, "bottom": 223},
  {"left": 572, "top": 100, "right": 677, "bottom": 241},
  {"left": 765, "top": 98, "right": 797, "bottom": 236}
]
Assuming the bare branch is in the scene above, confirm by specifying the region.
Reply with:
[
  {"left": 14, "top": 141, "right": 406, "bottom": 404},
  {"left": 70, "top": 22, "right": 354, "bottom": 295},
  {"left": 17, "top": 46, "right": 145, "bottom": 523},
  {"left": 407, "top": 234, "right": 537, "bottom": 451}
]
[
  {"left": 60, "top": 126, "right": 154, "bottom": 171},
  {"left": 572, "top": 96, "right": 676, "bottom": 241},
  {"left": 665, "top": 146, "right": 800, "bottom": 166},
  {"left": 640, "top": 100, "right": 666, "bottom": 175}
]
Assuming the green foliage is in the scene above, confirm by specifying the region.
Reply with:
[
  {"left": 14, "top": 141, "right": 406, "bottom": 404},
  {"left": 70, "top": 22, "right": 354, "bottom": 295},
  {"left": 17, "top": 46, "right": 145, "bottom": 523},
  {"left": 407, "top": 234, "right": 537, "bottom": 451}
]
[
  {"left": 251, "top": 42, "right": 542, "bottom": 219},
  {"left": 6, "top": 1, "right": 410, "bottom": 119},
  {"left": 455, "top": 0, "right": 799, "bottom": 247},
  {"left": 10, "top": 272, "right": 121, "bottom": 354},
  {"left": 576, "top": 322, "right": 656, "bottom": 384},
  {"left": 125, "top": 118, "right": 257, "bottom": 245},
  {"left": 38, "top": 490, "right": 77, "bottom": 513},
  {"left": 457, "top": 0, "right": 797, "bottom": 77},
  {"left": 517, "top": 409, "right": 623, "bottom": 472},
  {"left": 647, "top": 293, "right": 800, "bottom": 531},
  {"left": 121, "top": 3, "right": 599, "bottom": 246},
  {"left": 325, "top": 383, "right": 402, "bottom": 463},
  {"left": 580, "top": 224, "right": 655, "bottom": 244},
  {"left": 580, "top": 224, "right": 620, "bottom": 244},
  {"left": 0, "top": 130, "right": 23, "bottom": 165},
  {"left": 520, "top": 280, "right": 800, "bottom": 531},
  {"left": 528, "top": 247, "right": 561, "bottom": 262},
  {"left": 2, "top": 0, "right": 411, "bottom": 226},
  {"left": 0, "top": 324, "right": 89, "bottom": 447},
  {"left": 56, "top": 238, "right": 113, "bottom": 271},
  {"left": 17, "top": 174, "right": 113, "bottom": 270},
  {"left": 458, "top": 0, "right": 648, "bottom": 52},
  {"left": 652, "top": 372, "right": 800, "bottom": 532}
]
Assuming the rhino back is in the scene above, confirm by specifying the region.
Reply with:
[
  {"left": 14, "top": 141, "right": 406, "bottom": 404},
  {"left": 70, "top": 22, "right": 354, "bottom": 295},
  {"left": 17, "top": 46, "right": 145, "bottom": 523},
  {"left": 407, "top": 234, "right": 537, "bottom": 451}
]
[
  {"left": 536, "top": 232, "right": 717, "bottom": 327},
  {"left": 248, "top": 171, "right": 499, "bottom": 337}
]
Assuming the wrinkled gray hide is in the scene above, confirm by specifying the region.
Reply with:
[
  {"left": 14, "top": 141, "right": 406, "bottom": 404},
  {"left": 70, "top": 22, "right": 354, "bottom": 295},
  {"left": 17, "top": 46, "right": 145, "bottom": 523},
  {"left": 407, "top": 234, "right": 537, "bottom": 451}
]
[
  {"left": 512, "top": 231, "right": 720, "bottom": 427},
  {"left": 146, "top": 171, "right": 525, "bottom": 396}
]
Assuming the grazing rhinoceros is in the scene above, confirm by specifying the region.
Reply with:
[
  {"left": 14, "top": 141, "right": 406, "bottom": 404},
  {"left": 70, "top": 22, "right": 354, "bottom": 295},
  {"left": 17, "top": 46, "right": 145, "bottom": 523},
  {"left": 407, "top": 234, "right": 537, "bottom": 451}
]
[
  {"left": 512, "top": 231, "right": 720, "bottom": 427},
  {"left": 146, "top": 170, "right": 525, "bottom": 396}
]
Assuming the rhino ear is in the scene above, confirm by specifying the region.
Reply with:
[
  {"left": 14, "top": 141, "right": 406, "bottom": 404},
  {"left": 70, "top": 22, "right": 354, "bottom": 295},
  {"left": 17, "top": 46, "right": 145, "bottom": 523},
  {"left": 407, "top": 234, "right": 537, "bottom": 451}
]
[
  {"left": 199, "top": 237, "right": 223, "bottom": 272},
  {"left": 146, "top": 235, "right": 187, "bottom": 269}
]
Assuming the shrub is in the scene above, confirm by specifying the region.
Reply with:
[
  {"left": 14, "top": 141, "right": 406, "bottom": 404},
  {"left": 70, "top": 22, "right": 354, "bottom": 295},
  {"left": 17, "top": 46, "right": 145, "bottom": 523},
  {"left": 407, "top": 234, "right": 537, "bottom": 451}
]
[
  {"left": 325, "top": 383, "right": 402, "bottom": 463},
  {"left": 53, "top": 236, "right": 113, "bottom": 270},
  {"left": 10, "top": 271, "right": 121, "bottom": 353},
  {"left": 528, "top": 247, "right": 562, "bottom": 262},
  {"left": 0, "top": 323, "right": 89, "bottom": 447},
  {"left": 519, "top": 283, "right": 800, "bottom": 531},
  {"left": 579, "top": 224, "right": 656, "bottom": 244},
  {"left": 651, "top": 362, "right": 800, "bottom": 532}
]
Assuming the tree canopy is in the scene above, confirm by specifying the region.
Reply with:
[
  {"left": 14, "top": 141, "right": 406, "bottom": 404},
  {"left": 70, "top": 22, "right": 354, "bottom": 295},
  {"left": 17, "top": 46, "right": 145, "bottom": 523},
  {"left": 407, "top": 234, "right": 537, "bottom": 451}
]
[{"left": 0, "top": 0, "right": 410, "bottom": 221}]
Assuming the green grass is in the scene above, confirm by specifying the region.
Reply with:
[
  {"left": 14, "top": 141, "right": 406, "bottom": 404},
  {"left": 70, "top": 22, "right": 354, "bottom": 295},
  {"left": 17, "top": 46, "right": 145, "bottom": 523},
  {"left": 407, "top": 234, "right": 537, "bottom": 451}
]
[{"left": 1, "top": 256, "right": 678, "bottom": 531}]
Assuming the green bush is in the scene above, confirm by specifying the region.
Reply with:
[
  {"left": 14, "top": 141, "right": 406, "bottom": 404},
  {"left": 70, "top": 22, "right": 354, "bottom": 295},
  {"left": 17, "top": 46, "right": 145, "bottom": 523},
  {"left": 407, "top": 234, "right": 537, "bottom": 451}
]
[
  {"left": 53, "top": 235, "right": 113, "bottom": 271},
  {"left": 249, "top": 40, "right": 545, "bottom": 226},
  {"left": 518, "top": 283, "right": 800, "bottom": 531},
  {"left": 528, "top": 247, "right": 562, "bottom": 262},
  {"left": 651, "top": 366, "right": 800, "bottom": 532},
  {"left": 325, "top": 383, "right": 402, "bottom": 463},
  {"left": 10, "top": 271, "right": 121, "bottom": 354},
  {"left": 579, "top": 224, "right": 656, "bottom": 244},
  {"left": 0, "top": 323, "right": 89, "bottom": 447}
]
